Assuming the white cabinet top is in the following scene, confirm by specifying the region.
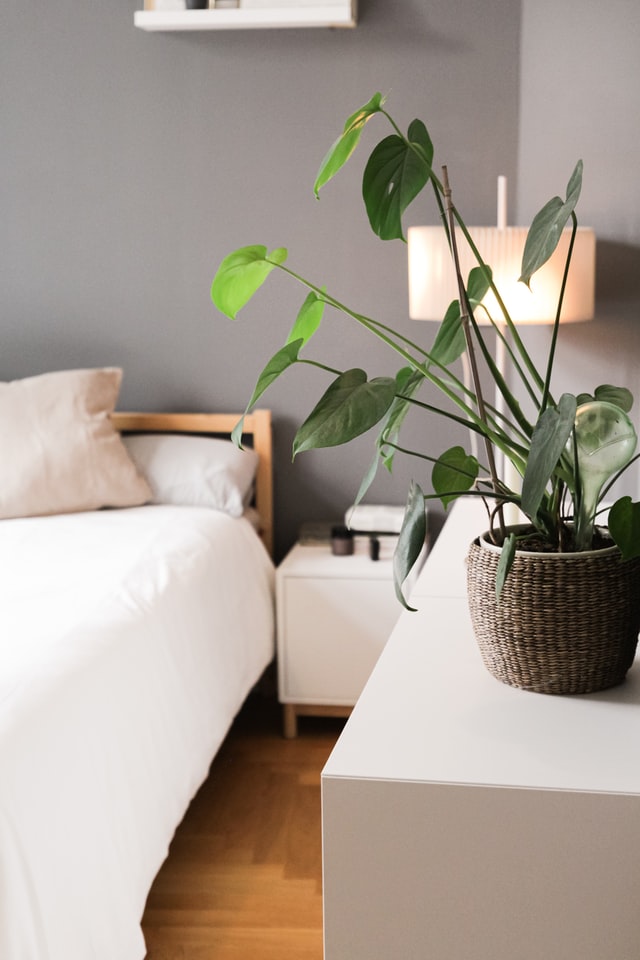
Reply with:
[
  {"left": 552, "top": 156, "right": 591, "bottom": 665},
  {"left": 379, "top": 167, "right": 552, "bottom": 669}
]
[
  {"left": 324, "top": 498, "right": 640, "bottom": 797},
  {"left": 278, "top": 542, "right": 395, "bottom": 581}
]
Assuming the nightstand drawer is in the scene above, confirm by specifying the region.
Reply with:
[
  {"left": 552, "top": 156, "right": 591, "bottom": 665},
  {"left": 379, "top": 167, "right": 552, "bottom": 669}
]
[
  {"left": 275, "top": 542, "right": 411, "bottom": 736},
  {"left": 278, "top": 573, "right": 400, "bottom": 703}
]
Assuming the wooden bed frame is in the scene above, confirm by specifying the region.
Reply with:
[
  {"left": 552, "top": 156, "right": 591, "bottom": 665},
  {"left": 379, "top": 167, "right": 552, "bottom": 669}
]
[{"left": 111, "top": 410, "right": 273, "bottom": 557}]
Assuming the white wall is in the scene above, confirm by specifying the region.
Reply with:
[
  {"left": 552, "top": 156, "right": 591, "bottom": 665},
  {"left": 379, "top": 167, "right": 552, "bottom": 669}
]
[
  {"left": 2, "top": 0, "right": 522, "bottom": 557},
  {"left": 517, "top": 0, "right": 640, "bottom": 498},
  {"left": 3, "top": 2, "right": 639, "bottom": 547}
]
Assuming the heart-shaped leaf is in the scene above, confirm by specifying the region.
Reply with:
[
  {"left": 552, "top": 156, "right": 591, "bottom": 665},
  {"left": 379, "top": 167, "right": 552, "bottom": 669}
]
[
  {"left": 608, "top": 496, "right": 640, "bottom": 560},
  {"left": 247, "top": 339, "right": 303, "bottom": 410},
  {"left": 232, "top": 339, "right": 303, "bottom": 446},
  {"left": 351, "top": 367, "right": 424, "bottom": 505},
  {"left": 429, "top": 266, "right": 491, "bottom": 367},
  {"left": 430, "top": 301, "right": 465, "bottom": 366},
  {"left": 572, "top": 387, "right": 635, "bottom": 433},
  {"left": 314, "top": 92, "right": 386, "bottom": 198},
  {"left": 211, "top": 245, "right": 287, "bottom": 319},
  {"left": 393, "top": 480, "right": 426, "bottom": 610},
  {"left": 432, "top": 446, "right": 479, "bottom": 507},
  {"left": 521, "top": 393, "right": 577, "bottom": 518},
  {"left": 519, "top": 160, "right": 583, "bottom": 287},
  {"left": 380, "top": 367, "right": 424, "bottom": 470},
  {"left": 293, "top": 369, "right": 396, "bottom": 455},
  {"left": 467, "top": 264, "right": 492, "bottom": 305},
  {"left": 362, "top": 119, "right": 433, "bottom": 240},
  {"left": 593, "top": 384, "right": 634, "bottom": 413},
  {"left": 286, "top": 290, "right": 326, "bottom": 346}
]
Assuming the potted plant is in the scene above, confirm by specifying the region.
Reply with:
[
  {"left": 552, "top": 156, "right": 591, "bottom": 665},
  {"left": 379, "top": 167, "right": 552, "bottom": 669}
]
[{"left": 211, "top": 92, "right": 640, "bottom": 694}]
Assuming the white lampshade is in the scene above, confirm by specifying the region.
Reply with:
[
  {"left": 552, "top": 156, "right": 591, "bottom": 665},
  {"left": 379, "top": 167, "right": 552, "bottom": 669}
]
[{"left": 407, "top": 225, "right": 596, "bottom": 325}]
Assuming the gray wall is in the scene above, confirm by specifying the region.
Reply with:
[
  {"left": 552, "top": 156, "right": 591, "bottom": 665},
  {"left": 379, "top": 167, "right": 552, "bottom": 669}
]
[
  {"left": 516, "top": 0, "right": 640, "bottom": 502},
  {"left": 4, "top": 0, "right": 520, "bottom": 559}
]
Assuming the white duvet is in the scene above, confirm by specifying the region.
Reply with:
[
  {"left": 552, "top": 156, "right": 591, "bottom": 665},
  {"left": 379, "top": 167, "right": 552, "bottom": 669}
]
[{"left": 0, "top": 505, "right": 275, "bottom": 960}]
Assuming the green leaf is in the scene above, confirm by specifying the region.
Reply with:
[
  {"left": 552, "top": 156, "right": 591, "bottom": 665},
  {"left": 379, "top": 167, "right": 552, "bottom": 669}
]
[
  {"left": 362, "top": 119, "right": 433, "bottom": 241},
  {"left": 594, "top": 384, "right": 634, "bottom": 413},
  {"left": 393, "top": 481, "right": 426, "bottom": 610},
  {"left": 430, "top": 300, "right": 465, "bottom": 366},
  {"left": 519, "top": 160, "right": 583, "bottom": 287},
  {"left": 293, "top": 369, "right": 396, "bottom": 456},
  {"left": 351, "top": 367, "right": 424, "bottom": 505},
  {"left": 521, "top": 393, "right": 577, "bottom": 519},
  {"left": 352, "top": 449, "right": 382, "bottom": 511},
  {"left": 428, "top": 265, "right": 490, "bottom": 367},
  {"left": 231, "top": 339, "right": 303, "bottom": 446},
  {"left": 380, "top": 367, "right": 424, "bottom": 470},
  {"left": 565, "top": 159, "right": 583, "bottom": 208},
  {"left": 286, "top": 290, "right": 326, "bottom": 346},
  {"left": 432, "top": 445, "right": 479, "bottom": 507},
  {"left": 314, "top": 92, "right": 386, "bottom": 198},
  {"left": 407, "top": 118, "right": 434, "bottom": 166},
  {"left": 211, "top": 245, "right": 287, "bottom": 319},
  {"left": 608, "top": 496, "right": 640, "bottom": 560},
  {"left": 467, "top": 264, "right": 492, "bottom": 305},
  {"left": 495, "top": 533, "right": 517, "bottom": 600},
  {"left": 576, "top": 385, "right": 634, "bottom": 414},
  {"left": 231, "top": 417, "right": 247, "bottom": 448},
  {"left": 575, "top": 386, "right": 634, "bottom": 417},
  {"left": 247, "top": 339, "right": 303, "bottom": 410}
]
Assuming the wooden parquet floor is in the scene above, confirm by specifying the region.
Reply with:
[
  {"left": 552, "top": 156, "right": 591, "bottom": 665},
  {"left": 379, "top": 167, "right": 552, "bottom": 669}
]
[{"left": 141, "top": 695, "right": 345, "bottom": 960}]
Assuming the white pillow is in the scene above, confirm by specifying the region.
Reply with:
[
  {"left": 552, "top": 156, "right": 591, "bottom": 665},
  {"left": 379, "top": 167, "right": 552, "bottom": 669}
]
[
  {"left": 0, "top": 368, "right": 151, "bottom": 520},
  {"left": 122, "top": 433, "right": 259, "bottom": 517}
]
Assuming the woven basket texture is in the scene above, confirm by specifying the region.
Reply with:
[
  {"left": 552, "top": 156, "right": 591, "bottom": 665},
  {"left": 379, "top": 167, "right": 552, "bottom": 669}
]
[{"left": 467, "top": 534, "right": 640, "bottom": 695}]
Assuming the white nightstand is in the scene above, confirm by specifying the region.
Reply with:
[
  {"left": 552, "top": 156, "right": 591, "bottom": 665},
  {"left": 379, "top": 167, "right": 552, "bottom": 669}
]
[{"left": 276, "top": 540, "right": 405, "bottom": 737}]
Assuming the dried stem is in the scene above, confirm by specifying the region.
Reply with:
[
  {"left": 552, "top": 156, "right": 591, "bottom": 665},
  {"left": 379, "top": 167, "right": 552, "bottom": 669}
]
[{"left": 442, "top": 165, "right": 506, "bottom": 539}]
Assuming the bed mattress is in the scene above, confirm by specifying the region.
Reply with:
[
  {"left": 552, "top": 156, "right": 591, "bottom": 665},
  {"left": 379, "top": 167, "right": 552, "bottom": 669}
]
[{"left": 0, "top": 505, "right": 275, "bottom": 959}]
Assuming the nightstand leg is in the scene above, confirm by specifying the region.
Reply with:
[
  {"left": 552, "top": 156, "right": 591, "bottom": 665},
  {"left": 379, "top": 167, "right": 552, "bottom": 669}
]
[{"left": 283, "top": 703, "right": 298, "bottom": 739}]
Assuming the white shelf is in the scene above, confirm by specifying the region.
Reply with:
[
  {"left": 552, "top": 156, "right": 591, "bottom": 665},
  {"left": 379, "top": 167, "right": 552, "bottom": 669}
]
[{"left": 134, "top": 2, "right": 357, "bottom": 31}]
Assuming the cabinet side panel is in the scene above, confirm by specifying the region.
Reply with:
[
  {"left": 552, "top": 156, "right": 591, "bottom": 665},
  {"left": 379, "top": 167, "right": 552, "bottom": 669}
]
[{"left": 322, "top": 777, "right": 640, "bottom": 960}]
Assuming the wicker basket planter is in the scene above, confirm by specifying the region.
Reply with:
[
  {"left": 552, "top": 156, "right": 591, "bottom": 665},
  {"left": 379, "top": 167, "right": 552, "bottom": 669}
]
[{"left": 466, "top": 527, "right": 640, "bottom": 695}]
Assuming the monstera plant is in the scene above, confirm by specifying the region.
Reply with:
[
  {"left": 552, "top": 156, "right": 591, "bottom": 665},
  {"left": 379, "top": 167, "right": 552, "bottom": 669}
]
[{"left": 211, "top": 92, "right": 640, "bottom": 607}]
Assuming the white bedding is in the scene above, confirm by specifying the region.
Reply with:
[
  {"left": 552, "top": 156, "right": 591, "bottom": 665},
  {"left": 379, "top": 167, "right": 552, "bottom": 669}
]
[{"left": 0, "top": 505, "right": 275, "bottom": 960}]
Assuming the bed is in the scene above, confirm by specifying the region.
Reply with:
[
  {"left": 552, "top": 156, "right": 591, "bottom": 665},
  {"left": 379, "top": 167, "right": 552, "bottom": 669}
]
[{"left": 0, "top": 369, "right": 275, "bottom": 960}]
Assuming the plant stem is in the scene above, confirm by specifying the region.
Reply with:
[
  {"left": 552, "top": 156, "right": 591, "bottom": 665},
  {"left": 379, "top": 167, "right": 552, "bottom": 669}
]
[
  {"left": 380, "top": 440, "right": 484, "bottom": 477},
  {"left": 275, "top": 255, "right": 528, "bottom": 479},
  {"left": 465, "top": 308, "right": 534, "bottom": 438},
  {"left": 457, "top": 226, "right": 546, "bottom": 396},
  {"left": 541, "top": 211, "right": 577, "bottom": 411},
  {"left": 297, "top": 357, "right": 343, "bottom": 376},
  {"left": 600, "top": 451, "right": 640, "bottom": 501},
  {"left": 386, "top": 113, "right": 546, "bottom": 404},
  {"left": 275, "top": 262, "right": 495, "bottom": 428},
  {"left": 403, "top": 394, "right": 528, "bottom": 474},
  {"left": 442, "top": 165, "right": 505, "bottom": 537},
  {"left": 476, "top": 305, "right": 540, "bottom": 411}
]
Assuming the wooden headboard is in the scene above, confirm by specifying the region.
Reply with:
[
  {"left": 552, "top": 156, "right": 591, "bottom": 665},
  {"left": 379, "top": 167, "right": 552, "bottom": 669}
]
[{"left": 111, "top": 410, "right": 273, "bottom": 557}]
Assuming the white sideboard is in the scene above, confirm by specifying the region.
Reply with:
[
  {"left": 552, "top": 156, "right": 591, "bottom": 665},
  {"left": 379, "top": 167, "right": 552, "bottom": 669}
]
[{"left": 321, "top": 499, "right": 640, "bottom": 960}]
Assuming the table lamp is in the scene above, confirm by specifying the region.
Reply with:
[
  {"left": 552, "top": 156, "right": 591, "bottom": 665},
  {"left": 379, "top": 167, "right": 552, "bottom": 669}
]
[
  {"left": 408, "top": 177, "right": 595, "bottom": 326},
  {"left": 407, "top": 176, "right": 596, "bottom": 514}
]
